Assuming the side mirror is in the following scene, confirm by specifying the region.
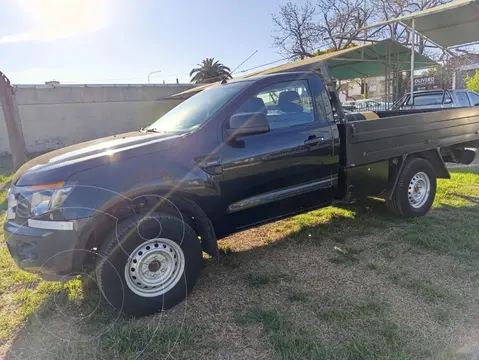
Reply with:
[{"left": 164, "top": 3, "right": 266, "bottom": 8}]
[
  {"left": 225, "top": 112, "right": 270, "bottom": 138},
  {"left": 444, "top": 98, "right": 453, "bottom": 105}
]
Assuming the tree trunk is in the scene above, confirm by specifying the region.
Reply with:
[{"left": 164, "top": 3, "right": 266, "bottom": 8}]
[{"left": 0, "top": 71, "right": 28, "bottom": 171}]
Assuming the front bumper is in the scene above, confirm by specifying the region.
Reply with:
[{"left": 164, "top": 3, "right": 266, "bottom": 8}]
[{"left": 4, "top": 218, "right": 91, "bottom": 278}]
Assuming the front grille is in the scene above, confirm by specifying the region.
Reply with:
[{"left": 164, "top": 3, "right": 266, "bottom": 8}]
[{"left": 15, "top": 194, "right": 31, "bottom": 218}]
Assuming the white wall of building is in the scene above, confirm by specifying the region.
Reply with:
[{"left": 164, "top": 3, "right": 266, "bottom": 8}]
[{"left": 0, "top": 84, "right": 195, "bottom": 154}]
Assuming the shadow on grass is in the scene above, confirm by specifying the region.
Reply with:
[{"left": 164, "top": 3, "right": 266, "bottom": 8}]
[
  {"left": 5, "top": 269, "right": 209, "bottom": 360},
  {"left": 448, "top": 167, "right": 479, "bottom": 174},
  {"left": 455, "top": 193, "right": 479, "bottom": 204},
  {"left": 4, "top": 198, "right": 403, "bottom": 359}
]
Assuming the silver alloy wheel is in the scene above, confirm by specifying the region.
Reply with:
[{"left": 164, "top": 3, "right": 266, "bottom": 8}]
[
  {"left": 408, "top": 171, "right": 431, "bottom": 209},
  {"left": 124, "top": 238, "right": 185, "bottom": 297}
]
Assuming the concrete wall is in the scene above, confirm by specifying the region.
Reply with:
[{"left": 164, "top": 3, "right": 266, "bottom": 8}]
[{"left": 0, "top": 83, "right": 196, "bottom": 154}]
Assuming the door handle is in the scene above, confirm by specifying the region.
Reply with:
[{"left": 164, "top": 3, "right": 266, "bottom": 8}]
[{"left": 304, "top": 135, "right": 325, "bottom": 146}]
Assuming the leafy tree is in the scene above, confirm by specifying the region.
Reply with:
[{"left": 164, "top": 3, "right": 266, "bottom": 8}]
[
  {"left": 189, "top": 58, "right": 232, "bottom": 84},
  {"left": 465, "top": 70, "right": 479, "bottom": 93}
]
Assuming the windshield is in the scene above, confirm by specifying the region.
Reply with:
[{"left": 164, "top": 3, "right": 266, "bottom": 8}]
[{"left": 147, "top": 81, "right": 251, "bottom": 132}]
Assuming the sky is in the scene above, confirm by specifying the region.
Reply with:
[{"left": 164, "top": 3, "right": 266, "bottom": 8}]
[{"left": 0, "top": 0, "right": 309, "bottom": 85}]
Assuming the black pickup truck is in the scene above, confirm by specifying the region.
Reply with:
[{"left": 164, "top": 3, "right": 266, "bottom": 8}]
[{"left": 5, "top": 69, "right": 479, "bottom": 316}]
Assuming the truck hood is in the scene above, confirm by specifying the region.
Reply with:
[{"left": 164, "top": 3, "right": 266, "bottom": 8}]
[{"left": 13, "top": 131, "right": 181, "bottom": 186}]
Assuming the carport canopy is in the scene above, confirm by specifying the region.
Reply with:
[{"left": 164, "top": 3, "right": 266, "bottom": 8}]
[
  {"left": 325, "top": 0, "right": 479, "bottom": 97},
  {"left": 174, "top": 39, "right": 436, "bottom": 97},
  {"left": 335, "top": 0, "right": 479, "bottom": 49},
  {"left": 244, "top": 39, "right": 436, "bottom": 80},
  {"left": 395, "top": 0, "right": 479, "bottom": 48}
]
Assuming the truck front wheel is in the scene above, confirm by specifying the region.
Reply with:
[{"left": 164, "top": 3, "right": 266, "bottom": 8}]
[
  {"left": 386, "top": 158, "right": 437, "bottom": 217},
  {"left": 96, "top": 214, "right": 202, "bottom": 317}
]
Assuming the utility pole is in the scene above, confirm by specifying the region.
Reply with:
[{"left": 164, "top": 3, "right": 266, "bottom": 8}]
[
  {"left": 148, "top": 70, "right": 162, "bottom": 83},
  {"left": 0, "top": 71, "right": 28, "bottom": 171}
]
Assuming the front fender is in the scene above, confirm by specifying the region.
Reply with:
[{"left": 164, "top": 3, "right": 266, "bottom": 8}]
[
  {"left": 64, "top": 153, "right": 221, "bottom": 259},
  {"left": 62, "top": 151, "right": 219, "bottom": 220}
]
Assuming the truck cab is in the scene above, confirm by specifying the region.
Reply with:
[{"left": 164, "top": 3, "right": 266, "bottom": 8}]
[{"left": 217, "top": 72, "right": 339, "bottom": 230}]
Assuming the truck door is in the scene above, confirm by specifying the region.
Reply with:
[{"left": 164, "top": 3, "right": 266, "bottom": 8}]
[{"left": 219, "top": 77, "right": 335, "bottom": 230}]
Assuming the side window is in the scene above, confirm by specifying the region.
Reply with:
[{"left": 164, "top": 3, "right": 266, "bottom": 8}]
[
  {"left": 468, "top": 92, "right": 479, "bottom": 106},
  {"left": 234, "top": 80, "right": 314, "bottom": 130},
  {"left": 412, "top": 92, "right": 444, "bottom": 106},
  {"left": 455, "top": 91, "right": 470, "bottom": 106}
]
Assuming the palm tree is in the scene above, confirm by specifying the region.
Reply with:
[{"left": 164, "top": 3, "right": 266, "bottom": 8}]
[{"left": 189, "top": 58, "right": 232, "bottom": 84}]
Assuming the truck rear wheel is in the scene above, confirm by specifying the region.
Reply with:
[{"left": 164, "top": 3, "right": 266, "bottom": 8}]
[
  {"left": 386, "top": 158, "right": 437, "bottom": 217},
  {"left": 96, "top": 214, "right": 202, "bottom": 317}
]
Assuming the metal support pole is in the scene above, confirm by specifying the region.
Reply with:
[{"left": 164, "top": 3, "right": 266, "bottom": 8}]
[
  {"left": 410, "top": 18, "right": 416, "bottom": 102},
  {"left": 401, "top": 23, "right": 456, "bottom": 58},
  {"left": 363, "top": 0, "right": 367, "bottom": 99},
  {"left": 385, "top": 41, "right": 390, "bottom": 105}
]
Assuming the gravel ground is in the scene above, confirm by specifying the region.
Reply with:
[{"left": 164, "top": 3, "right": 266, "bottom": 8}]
[{"left": 447, "top": 150, "right": 479, "bottom": 169}]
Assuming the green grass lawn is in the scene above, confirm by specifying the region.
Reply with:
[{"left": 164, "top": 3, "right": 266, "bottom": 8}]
[{"left": 1, "top": 156, "right": 479, "bottom": 359}]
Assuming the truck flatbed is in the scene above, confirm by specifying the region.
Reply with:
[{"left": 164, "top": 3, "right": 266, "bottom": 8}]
[{"left": 342, "top": 107, "right": 479, "bottom": 167}]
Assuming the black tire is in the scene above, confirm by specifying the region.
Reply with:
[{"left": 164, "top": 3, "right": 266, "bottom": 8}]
[
  {"left": 96, "top": 214, "right": 202, "bottom": 317},
  {"left": 386, "top": 157, "right": 437, "bottom": 218}
]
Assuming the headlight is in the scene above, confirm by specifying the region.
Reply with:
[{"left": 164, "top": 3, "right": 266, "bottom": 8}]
[
  {"left": 12, "top": 182, "right": 74, "bottom": 219},
  {"left": 30, "top": 186, "right": 73, "bottom": 217}
]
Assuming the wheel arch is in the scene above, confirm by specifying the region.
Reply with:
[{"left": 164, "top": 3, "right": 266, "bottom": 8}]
[
  {"left": 82, "top": 188, "right": 219, "bottom": 265},
  {"left": 413, "top": 148, "right": 450, "bottom": 179},
  {"left": 387, "top": 148, "right": 448, "bottom": 200}
]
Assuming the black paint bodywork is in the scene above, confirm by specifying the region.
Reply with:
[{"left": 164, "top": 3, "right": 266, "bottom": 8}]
[{"left": 5, "top": 71, "right": 479, "bottom": 276}]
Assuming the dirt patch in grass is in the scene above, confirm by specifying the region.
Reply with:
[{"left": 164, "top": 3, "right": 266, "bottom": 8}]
[{"left": 1, "top": 166, "right": 479, "bottom": 359}]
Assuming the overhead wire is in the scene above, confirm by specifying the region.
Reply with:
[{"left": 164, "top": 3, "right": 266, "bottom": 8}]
[{"left": 55, "top": 56, "right": 291, "bottom": 84}]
